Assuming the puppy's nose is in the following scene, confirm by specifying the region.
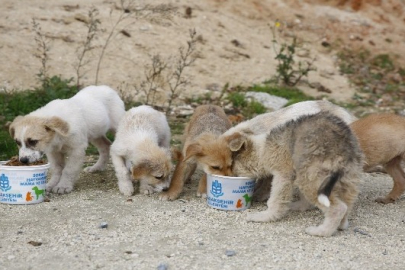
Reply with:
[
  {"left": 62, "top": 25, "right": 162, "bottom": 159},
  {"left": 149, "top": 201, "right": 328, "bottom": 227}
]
[{"left": 20, "top": 157, "right": 29, "bottom": 164}]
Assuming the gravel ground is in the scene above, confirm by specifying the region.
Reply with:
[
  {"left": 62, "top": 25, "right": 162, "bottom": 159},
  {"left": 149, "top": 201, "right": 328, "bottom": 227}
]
[{"left": 1, "top": 162, "right": 405, "bottom": 270}]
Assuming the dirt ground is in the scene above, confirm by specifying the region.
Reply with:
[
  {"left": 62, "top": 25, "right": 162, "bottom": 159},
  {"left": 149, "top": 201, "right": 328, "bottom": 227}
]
[
  {"left": 1, "top": 0, "right": 404, "bottom": 104},
  {"left": 1, "top": 161, "right": 405, "bottom": 270}
]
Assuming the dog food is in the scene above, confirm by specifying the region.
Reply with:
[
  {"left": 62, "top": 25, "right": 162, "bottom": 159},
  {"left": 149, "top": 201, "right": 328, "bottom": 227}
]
[{"left": 4, "top": 156, "right": 46, "bottom": 166}]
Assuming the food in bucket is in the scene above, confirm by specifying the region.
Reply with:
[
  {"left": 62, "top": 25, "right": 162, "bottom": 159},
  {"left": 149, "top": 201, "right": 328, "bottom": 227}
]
[{"left": 4, "top": 156, "right": 47, "bottom": 166}]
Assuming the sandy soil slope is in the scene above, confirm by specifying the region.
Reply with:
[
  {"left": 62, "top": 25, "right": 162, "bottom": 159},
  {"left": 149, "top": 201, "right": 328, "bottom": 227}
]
[{"left": 1, "top": 0, "right": 404, "bottom": 104}]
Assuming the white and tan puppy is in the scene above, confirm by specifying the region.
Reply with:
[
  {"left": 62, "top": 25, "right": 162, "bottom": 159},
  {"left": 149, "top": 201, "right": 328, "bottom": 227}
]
[
  {"left": 227, "top": 113, "right": 363, "bottom": 237},
  {"left": 110, "top": 105, "right": 172, "bottom": 196},
  {"left": 225, "top": 100, "right": 357, "bottom": 135},
  {"left": 9, "top": 85, "right": 125, "bottom": 194}
]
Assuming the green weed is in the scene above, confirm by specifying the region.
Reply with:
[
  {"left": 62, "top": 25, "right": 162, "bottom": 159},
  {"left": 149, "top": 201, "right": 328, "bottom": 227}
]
[
  {"left": 0, "top": 76, "right": 78, "bottom": 160},
  {"left": 270, "top": 22, "right": 316, "bottom": 86}
]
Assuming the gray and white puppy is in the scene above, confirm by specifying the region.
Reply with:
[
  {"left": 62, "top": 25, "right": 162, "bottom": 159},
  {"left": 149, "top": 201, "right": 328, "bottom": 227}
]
[{"left": 225, "top": 113, "right": 363, "bottom": 237}]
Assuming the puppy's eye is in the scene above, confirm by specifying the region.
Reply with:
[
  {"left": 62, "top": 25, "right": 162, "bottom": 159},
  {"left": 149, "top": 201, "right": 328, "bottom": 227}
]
[
  {"left": 15, "top": 140, "right": 21, "bottom": 146},
  {"left": 155, "top": 175, "right": 164, "bottom": 180},
  {"left": 27, "top": 138, "right": 38, "bottom": 147},
  {"left": 211, "top": 166, "right": 221, "bottom": 171}
]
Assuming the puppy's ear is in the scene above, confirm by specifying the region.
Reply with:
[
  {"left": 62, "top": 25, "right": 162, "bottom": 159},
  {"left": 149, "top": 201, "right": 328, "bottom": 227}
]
[
  {"left": 132, "top": 162, "right": 150, "bottom": 180},
  {"left": 226, "top": 132, "right": 247, "bottom": 152},
  {"left": 184, "top": 143, "right": 202, "bottom": 162},
  {"left": 44, "top": 117, "right": 69, "bottom": 137},
  {"left": 9, "top": 116, "right": 23, "bottom": 137}
]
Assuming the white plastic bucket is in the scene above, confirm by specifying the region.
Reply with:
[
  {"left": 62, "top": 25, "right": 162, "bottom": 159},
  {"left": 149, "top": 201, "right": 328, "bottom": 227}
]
[
  {"left": 206, "top": 174, "right": 255, "bottom": 211},
  {"left": 0, "top": 161, "right": 50, "bottom": 204}
]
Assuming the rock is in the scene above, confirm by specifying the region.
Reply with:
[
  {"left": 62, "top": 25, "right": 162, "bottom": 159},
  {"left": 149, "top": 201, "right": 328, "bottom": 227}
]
[
  {"left": 245, "top": 92, "right": 288, "bottom": 111},
  {"left": 74, "top": 14, "right": 89, "bottom": 24},
  {"left": 140, "top": 25, "right": 152, "bottom": 31},
  {"left": 185, "top": 7, "right": 192, "bottom": 18},
  {"left": 99, "top": 222, "right": 108, "bottom": 229},
  {"left": 225, "top": 250, "right": 236, "bottom": 257},
  {"left": 157, "top": 263, "right": 168, "bottom": 270},
  {"left": 174, "top": 105, "right": 194, "bottom": 117}
]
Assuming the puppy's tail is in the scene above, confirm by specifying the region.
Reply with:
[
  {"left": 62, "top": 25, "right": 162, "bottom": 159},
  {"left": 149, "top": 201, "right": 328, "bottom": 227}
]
[{"left": 317, "top": 170, "right": 344, "bottom": 208}]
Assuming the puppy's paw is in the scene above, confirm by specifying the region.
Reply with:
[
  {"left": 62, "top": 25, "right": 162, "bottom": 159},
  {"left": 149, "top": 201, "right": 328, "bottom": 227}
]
[
  {"left": 196, "top": 191, "right": 207, "bottom": 198},
  {"left": 46, "top": 183, "right": 57, "bottom": 193},
  {"left": 140, "top": 186, "right": 154, "bottom": 195},
  {"left": 118, "top": 182, "right": 134, "bottom": 196},
  {"left": 375, "top": 196, "right": 396, "bottom": 204},
  {"left": 305, "top": 226, "right": 334, "bottom": 237},
  {"left": 338, "top": 218, "right": 349, "bottom": 231},
  {"left": 246, "top": 208, "right": 283, "bottom": 223},
  {"left": 83, "top": 165, "right": 105, "bottom": 173},
  {"left": 246, "top": 211, "right": 272, "bottom": 223},
  {"left": 51, "top": 184, "right": 73, "bottom": 194},
  {"left": 159, "top": 191, "right": 179, "bottom": 201}
]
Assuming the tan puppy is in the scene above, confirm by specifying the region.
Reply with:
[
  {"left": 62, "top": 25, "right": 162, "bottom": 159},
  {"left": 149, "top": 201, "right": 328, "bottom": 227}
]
[
  {"left": 351, "top": 113, "right": 405, "bottom": 203},
  {"left": 226, "top": 113, "right": 363, "bottom": 237},
  {"left": 159, "top": 105, "right": 231, "bottom": 200},
  {"left": 193, "top": 100, "right": 357, "bottom": 201},
  {"left": 110, "top": 105, "right": 172, "bottom": 196}
]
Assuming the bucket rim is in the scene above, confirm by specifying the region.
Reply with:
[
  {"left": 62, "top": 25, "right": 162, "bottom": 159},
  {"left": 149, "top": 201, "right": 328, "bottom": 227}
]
[
  {"left": 0, "top": 161, "right": 50, "bottom": 170},
  {"left": 207, "top": 173, "right": 255, "bottom": 181}
]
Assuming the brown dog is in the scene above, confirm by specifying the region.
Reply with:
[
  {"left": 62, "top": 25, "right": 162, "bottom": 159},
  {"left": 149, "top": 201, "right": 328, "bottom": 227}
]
[
  {"left": 350, "top": 113, "right": 405, "bottom": 203},
  {"left": 159, "top": 105, "right": 232, "bottom": 200}
]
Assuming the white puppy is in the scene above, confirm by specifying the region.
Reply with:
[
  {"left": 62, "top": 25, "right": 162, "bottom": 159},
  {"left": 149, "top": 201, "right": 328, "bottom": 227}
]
[
  {"left": 224, "top": 100, "right": 357, "bottom": 136},
  {"left": 9, "top": 85, "right": 125, "bottom": 194},
  {"left": 110, "top": 105, "right": 172, "bottom": 196}
]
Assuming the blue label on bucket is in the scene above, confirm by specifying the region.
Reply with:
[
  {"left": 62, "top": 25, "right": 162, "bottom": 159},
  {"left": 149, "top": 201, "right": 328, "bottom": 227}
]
[
  {"left": 0, "top": 192, "right": 23, "bottom": 203},
  {"left": 0, "top": 174, "right": 12, "bottom": 192},
  {"left": 232, "top": 181, "right": 255, "bottom": 194},
  {"left": 207, "top": 197, "right": 233, "bottom": 209},
  {"left": 210, "top": 180, "right": 224, "bottom": 198},
  {"left": 19, "top": 172, "right": 47, "bottom": 186}
]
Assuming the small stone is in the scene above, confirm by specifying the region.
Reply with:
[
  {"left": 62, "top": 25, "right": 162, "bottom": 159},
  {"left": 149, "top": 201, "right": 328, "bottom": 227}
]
[
  {"left": 354, "top": 227, "right": 371, "bottom": 237},
  {"left": 99, "top": 222, "right": 108, "bottom": 229},
  {"left": 157, "top": 263, "right": 168, "bottom": 270},
  {"left": 28, "top": 241, "right": 42, "bottom": 247},
  {"left": 321, "top": 39, "right": 330, "bottom": 47},
  {"left": 185, "top": 7, "right": 192, "bottom": 18},
  {"left": 225, "top": 250, "right": 236, "bottom": 257},
  {"left": 140, "top": 25, "right": 152, "bottom": 31},
  {"left": 74, "top": 14, "right": 89, "bottom": 24}
]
